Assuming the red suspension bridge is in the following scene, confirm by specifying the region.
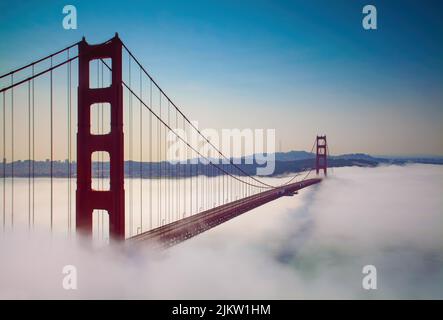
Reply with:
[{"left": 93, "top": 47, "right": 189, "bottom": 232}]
[{"left": 0, "top": 34, "right": 328, "bottom": 248}]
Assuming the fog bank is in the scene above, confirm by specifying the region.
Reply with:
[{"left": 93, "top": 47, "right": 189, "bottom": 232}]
[{"left": 1, "top": 164, "right": 442, "bottom": 299}]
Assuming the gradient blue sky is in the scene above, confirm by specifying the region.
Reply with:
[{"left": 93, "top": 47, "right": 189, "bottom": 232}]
[{"left": 0, "top": 0, "right": 442, "bottom": 156}]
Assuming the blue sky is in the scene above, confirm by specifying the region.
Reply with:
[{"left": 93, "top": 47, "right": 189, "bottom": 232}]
[{"left": 0, "top": 0, "right": 442, "bottom": 156}]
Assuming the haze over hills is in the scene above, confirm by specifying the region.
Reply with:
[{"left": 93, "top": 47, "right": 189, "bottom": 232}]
[{"left": 2, "top": 151, "right": 442, "bottom": 178}]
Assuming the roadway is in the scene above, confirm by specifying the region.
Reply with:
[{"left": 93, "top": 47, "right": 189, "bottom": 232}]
[{"left": 128, "top": 177, "right": 322, "bottom": 248}]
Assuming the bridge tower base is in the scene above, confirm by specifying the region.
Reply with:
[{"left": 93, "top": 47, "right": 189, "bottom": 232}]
[{"left": 76, "top": 34, "right": 125, "bottom": 241}]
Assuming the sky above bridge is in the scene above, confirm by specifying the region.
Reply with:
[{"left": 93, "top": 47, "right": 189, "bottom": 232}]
[{"left": 0, "top": 0, "right": 442, "bottom": 156}]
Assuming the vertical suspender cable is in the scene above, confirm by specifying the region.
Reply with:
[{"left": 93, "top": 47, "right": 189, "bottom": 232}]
[
  {"left": 149, "top": 80, "right": 152, "bottom": 230},
  {"left": 200, "top": 163, "right": 205, "bottom": 211},
  {"left": 67, "top": 51, "right": 71, "bottom": 234},
  {"left": 32, "top": 66, "right": 35, "bottom": 229},
  {"left": 139, "top": 67, "right": 143, "bottom": 233},
  {"left": 50, "top": 57, "right": 53, "bottom": 232},
  {"left": 190, "top": 143, "right": 192, "bottom": 215},
  {"left": 67, "top": 51, "right": 69, "bottom": 234},
  {"left": 100, "top": 61, "right": 104, "bottom": 239},
  {"left": 228, "top": 164, "right": 230, "bottom": 202},
  {"left": 2, "top": 92, "right": 5, "bottom": 231},
  {"left": 158, "top": 91, "right": 161, "bottom": 226},
  {"left": 232, "top": 167, "right": 235, "bottom": 200},
  {"left": 183, "top": 117, "right": 186, "bottom": 218},
  {"left": 11, "top": 74, "right": 14, "bottom": 228},
  {"left": 176, "top": 109, "right": 179, "bottom": 222},
  {"left": 166, "top": 101, "right": 169, "bottom": 222},
  {"left": 161, "top": 97, "right": 164, "bottom": 223},
  {"left": 164, "top": 102, "right": 167, "bottom": 223},
  {"left": 28, "top": 80, "right": 31, "bottom": 229},
  {"left": 164, "top": 98, "right": 167, "bottom": 222},
  {"left": 163, "top": 97, "right": 166, "bottom": 222},
  {"left": 223, "top": 165, "right": 225, "bottom": 204},
  {"left": 167, "top": 100, "right": 170, "bottom": 222},
  {"left": 212, "top": 163, "right": 214, "bottom": 209},
  {"left": 195, "top": 149, "right": 200, "bottom": 213},
  {"left": 128, "top": 55, "right": 133, "bottom": 236},
  {"left": 179, "top": 113, "right": 182, "bottom": 218}
]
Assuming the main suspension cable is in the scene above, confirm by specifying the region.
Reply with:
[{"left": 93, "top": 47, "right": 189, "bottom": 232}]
[
  {"left": 0, "top": 41, "right": 80, "bottom": 80},
  {"left": 120, "top": 44, "right": 276, "bottom": 189}
]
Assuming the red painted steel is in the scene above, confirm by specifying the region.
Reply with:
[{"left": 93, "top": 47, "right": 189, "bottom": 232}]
[
  {"left": 76, "top": 34, "right": 125, "bottom": 241},
  {"left": 316, "top": 135, "right": 327, "bottom": 176}
]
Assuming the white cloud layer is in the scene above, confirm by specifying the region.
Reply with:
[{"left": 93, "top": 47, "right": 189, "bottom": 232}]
[{"left": 0, "top": 164, "right": 442, "bottom": 299}]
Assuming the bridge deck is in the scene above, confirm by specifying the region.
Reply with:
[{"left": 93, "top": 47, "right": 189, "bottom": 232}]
[{"left": 128, "top": 178, "right": 321, "bottom": 248}]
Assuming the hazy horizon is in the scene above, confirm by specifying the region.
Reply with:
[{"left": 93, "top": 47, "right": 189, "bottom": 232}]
[{"left": 2, "top": 149, "right": 443, "bottom": 164}]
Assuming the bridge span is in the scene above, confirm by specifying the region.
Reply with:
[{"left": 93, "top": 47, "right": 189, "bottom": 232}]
[
  {"left": 129, "top": 178, "right": 321, "bottom": 248},
  {"left": 0, "top": 34, "right": 329, "bottom": 247}
]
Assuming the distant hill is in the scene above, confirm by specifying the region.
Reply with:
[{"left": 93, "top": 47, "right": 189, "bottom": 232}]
[
  {"left": 247, "top": 151, "right": 377, "bottom": 162},
  {"left": 331, "top": 153, "right": 377, "bottom": 161},
  {"left": 274, "top": 151, "right": 315, "bottom": 161},
  {"left": 241, "top": 150, "right": 314, "bottom": 162}
]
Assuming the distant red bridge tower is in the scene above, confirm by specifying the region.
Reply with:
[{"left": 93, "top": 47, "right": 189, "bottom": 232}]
[
  {"left": 316, "top": 135, "right": 328, "bottom": 176},
  {"left": 76, "top": 34, "right": 125, "bottom": 241}
]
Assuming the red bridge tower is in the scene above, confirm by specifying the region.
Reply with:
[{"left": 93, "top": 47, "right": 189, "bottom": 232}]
[
  {"left": 76, "top": 34, "right": 125, "bottom": 241},
  {"left": 316, "top": 135, "right": 327, "bottom": 176}
]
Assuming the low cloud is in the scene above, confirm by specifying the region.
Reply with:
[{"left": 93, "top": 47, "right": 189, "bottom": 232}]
[{"left": 0, "top": 164, "right": 442, "bottom": 299}]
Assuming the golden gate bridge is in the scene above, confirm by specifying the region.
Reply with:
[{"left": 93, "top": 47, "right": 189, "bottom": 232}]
[{"left": 0, "top": 34, "right": 328, "bottom": 248}]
